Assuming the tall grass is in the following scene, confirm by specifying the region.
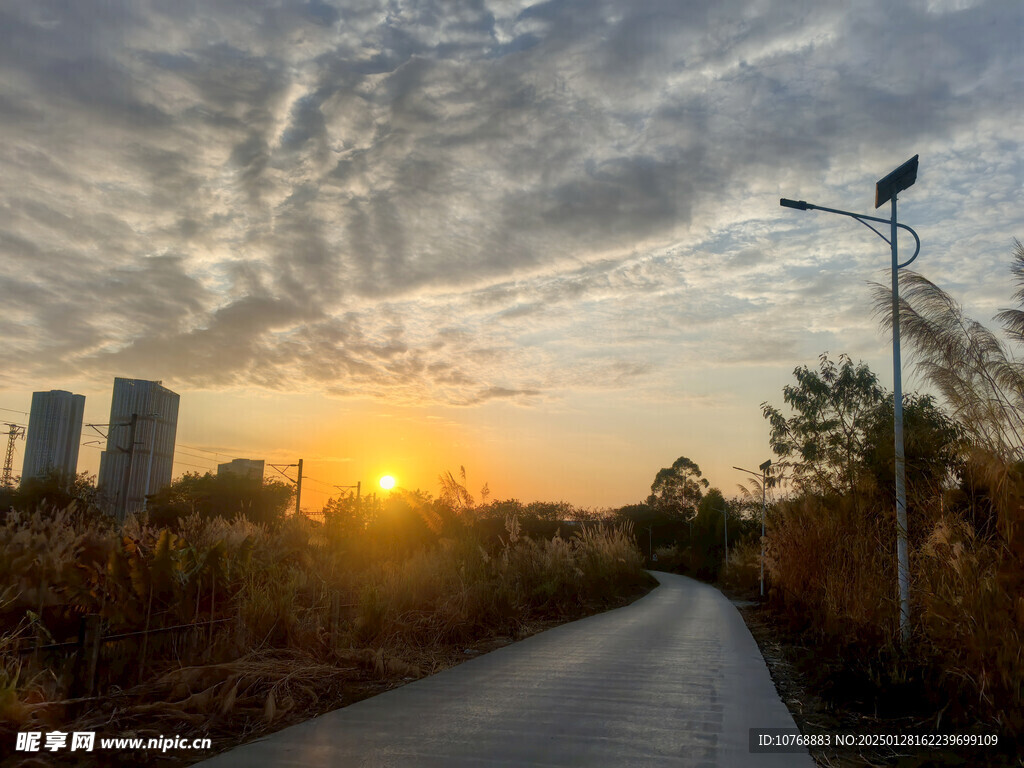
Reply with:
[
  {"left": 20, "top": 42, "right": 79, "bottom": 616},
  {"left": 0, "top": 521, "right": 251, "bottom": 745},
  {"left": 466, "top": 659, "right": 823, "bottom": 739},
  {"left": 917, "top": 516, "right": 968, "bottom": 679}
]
[
  {"left": 763, "top": 454, "right": 1024, "bottom": 734},
  {"left": 0, "top": 500, "right": 646, "bottom": 753}
]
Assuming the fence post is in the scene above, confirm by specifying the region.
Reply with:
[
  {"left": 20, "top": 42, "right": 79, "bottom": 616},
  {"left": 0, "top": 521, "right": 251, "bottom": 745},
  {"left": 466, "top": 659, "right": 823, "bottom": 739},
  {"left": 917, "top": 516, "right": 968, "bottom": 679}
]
[
  {"left": 330, "top": 592, "right": 341, "bottom": 648},
  {"left": 76, "top": 614, "right": 101, "bottom": 697}
]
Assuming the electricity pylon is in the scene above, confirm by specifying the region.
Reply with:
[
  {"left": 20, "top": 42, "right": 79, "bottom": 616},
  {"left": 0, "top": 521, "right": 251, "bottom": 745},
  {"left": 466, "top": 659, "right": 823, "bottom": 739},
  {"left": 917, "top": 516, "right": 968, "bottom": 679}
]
[{"left": 2, "top": 423, "right": 26, "bottom": 488}]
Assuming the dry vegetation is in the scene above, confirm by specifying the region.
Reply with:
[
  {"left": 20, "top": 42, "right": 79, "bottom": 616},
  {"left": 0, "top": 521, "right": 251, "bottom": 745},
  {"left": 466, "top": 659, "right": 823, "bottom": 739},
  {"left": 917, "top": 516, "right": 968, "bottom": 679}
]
[
  {"left": 741, "top": 243, "right": 1024, "bottom": 761},
  {"left": 764, "top": 455, "right": 1024, "bottom": 732},
  {"left": 0, "top": 500, "right": 648, "bottom": 766}
]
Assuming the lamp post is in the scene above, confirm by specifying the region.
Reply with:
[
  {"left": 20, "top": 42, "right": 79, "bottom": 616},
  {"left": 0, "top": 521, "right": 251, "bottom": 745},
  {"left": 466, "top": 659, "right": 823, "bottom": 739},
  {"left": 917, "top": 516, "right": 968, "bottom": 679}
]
[
  {"left": 734, "top": 460, "right": 771, "bottom": 597},
  {"left": 713, "top": 505, "right": 729, "bottom": 570},
  {"left": 780, "top": 155, "right": 920, "bottom": 644}
]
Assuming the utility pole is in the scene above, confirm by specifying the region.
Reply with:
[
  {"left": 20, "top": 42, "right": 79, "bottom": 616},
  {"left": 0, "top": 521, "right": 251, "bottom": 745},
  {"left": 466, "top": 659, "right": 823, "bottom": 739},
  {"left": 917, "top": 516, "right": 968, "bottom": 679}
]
[
  {"left": 734, "top": 459, "right": 772, "bottom": 597},
  {"left": 760, "top": 460, "right": 769, "bottom": 596},
  {"left": 335, "top": 481, "right": 362, "bottom": 514},
  {"left": 141, "top": 413, "right": 160, "bottom": 512},
  {"left": 268, "top": 461, "right": 303, "bottom": 516},
  {"left": 2, "top": 424, "right": 26, "bottom": 487},
  {"left": 119, "top": 413, "right": 139, "bottom": 522}
]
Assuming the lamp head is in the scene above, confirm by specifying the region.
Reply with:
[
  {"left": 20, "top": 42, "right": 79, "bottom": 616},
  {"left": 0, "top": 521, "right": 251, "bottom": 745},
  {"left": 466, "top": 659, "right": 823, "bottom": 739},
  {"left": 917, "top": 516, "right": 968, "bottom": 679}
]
[
  {"left": 759, "top": 459, "right": 772, "bottom": 472},
  {"left": 779, "top": 198, "right": 809, "bottom": 210}
]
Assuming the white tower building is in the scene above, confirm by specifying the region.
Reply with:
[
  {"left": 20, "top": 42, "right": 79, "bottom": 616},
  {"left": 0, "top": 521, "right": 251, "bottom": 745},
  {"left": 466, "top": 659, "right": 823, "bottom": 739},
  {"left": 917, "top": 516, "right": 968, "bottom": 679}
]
[
  {"left": 97, "top": 378, "right": 179, "bottom": 521},
  {"left": 21, "top": 390, "right": 86, "bottom": 485}
]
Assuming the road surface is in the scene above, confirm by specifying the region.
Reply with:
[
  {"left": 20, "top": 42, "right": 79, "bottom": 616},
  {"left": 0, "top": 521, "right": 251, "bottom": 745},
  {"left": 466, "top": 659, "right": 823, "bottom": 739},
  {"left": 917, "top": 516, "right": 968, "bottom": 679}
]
[{"left": 194, "top": 572, "right": 814, "bottom": 767}]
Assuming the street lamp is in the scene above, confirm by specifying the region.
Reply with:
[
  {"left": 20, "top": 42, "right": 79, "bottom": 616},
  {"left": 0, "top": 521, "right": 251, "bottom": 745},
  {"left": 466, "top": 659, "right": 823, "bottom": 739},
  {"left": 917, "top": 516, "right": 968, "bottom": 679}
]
[
  {"left": 713, "top": 505, "right": 729, "bottom": 571},
  {"left": 780, "top": 155, "right": 919, "bottom": 644},
  {"left": 734, "top": 460, "right": 771, "bottom": 597}
]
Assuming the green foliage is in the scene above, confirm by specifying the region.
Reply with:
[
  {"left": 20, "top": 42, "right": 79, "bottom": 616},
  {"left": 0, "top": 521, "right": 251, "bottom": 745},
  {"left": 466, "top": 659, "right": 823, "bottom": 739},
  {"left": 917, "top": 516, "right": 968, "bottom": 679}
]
[
  {"left": 762, "top": 352, "right": 886, "bottom": 495},
  {"left": 614, "top": 502, "right": 684, "bottom": 561},
  {"left": 862, "top": 392, "right": 964, "bottom": 508},
  {"left": 762, "top": 352, "right": 963, "bottom": 503}
]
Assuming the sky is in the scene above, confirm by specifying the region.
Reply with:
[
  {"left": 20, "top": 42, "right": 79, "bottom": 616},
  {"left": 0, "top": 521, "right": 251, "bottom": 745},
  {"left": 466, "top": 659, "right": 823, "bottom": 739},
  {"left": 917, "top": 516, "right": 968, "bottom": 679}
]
[{"left": 0, "top": 0, "right": 1022, "bottom": 512}]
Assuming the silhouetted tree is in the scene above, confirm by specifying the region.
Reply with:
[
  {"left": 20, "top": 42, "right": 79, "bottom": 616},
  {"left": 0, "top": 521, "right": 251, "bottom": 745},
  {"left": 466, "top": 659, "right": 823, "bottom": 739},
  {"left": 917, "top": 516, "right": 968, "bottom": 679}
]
[
  {"left": 646, "top": 456, "right": 709, "bottom": 520},
  {"left": 144, "top": 472, "right": 294, "bottom": 527},
  {"left": 2, "top": 469, "right": 102, "bottom": 516}
]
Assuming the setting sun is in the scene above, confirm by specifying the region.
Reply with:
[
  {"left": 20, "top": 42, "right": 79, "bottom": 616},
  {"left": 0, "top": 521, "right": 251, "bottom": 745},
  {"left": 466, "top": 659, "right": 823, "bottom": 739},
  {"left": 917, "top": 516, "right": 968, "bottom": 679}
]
[{"left": 379, "top": 475, "right": 396, "bottom": 491}]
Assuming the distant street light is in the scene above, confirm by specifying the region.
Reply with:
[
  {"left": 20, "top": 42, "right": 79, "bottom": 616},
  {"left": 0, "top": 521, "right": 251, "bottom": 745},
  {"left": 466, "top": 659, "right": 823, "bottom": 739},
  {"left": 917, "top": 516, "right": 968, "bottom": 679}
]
[
  {"left": 734, "top": 460, "right": 771, "bottom": 597},
  {"left": 780, "top": 155, "right": 920, "bottom": 644},
  {"left": 713, "top": 505, "right": 729, "bottom": 571}
]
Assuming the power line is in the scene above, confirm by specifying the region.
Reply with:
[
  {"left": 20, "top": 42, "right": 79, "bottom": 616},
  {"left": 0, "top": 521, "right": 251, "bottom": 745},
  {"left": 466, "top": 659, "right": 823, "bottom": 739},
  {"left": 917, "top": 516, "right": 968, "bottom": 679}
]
[
  {"left": 173, "top": 460, "right": 221, "bottom": 472},
  {"left": 177, "top": 442, "right": 252, "bottom": 458},
  {"left": 174, "top": 448, "right": 223, "bottom": 463},
  {"left": 302, "top": 476, "right": 339, "bottom": 493}
]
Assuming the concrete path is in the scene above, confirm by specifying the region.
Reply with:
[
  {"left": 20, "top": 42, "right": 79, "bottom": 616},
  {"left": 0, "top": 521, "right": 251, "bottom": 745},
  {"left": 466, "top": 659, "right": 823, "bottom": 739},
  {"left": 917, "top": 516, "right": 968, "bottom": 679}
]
[{"left": 194, "top": 572, "right": 814, "bottom": 767}]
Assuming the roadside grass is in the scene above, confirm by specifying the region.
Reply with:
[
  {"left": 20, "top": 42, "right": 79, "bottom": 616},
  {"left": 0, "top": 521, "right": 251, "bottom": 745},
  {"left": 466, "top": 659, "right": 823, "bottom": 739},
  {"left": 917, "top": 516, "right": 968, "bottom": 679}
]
[
  {"left": 717, "top": 451, "right": 1024, "bottom": 765},
  {"left": 0, "top": 504, "right": 650, "bottom": 767},
  {"left": 764, "top": 456, "right": 1024, "bottom": 738},
  {"left": 647, "top": 455, "right": 1023, "bottom": 764}
]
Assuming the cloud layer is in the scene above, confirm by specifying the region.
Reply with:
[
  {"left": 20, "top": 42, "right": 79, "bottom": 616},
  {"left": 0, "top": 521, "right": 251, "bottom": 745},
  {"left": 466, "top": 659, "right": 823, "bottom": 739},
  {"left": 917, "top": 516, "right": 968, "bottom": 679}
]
[{"left": 1, "top": 0, "right": 1021, "bottom": 406}]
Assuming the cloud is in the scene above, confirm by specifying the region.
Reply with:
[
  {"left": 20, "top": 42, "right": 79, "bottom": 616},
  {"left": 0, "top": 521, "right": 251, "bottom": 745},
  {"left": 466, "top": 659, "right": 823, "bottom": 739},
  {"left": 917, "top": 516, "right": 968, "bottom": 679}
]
[{"left": 0, "top": 0, "right": 1021, "bottom": 403}]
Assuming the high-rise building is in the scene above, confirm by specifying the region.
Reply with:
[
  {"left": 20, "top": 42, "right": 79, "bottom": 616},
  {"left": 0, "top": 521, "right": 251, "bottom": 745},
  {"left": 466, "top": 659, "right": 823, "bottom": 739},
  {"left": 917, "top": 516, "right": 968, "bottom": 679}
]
[
  {"left": 217, "top": 458, "right": 264, "bottom": 483},
  {"left": 97, "top": 378, "right": 179, "bottom": 521},
  {"left": 20, "top": 390, "right": 86, "bottom": 486}
]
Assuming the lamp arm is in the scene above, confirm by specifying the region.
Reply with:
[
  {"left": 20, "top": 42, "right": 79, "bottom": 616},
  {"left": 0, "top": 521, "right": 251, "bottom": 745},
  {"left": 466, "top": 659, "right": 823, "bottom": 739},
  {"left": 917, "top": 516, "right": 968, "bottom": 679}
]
[
  {"left": 896, "top": 224, "right": 921, "bottom": 268},
  {"left": 796, "top": 203, "right": 921, "bottom": 269}
]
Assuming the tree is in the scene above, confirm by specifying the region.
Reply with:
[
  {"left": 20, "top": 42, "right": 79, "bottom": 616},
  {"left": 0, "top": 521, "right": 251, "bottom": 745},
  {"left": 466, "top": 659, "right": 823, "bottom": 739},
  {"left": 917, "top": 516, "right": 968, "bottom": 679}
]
[
  {"left": 762, "top": 353, "right": 886, "bottom": 496},
  {"left": 862, "top": 392, "right": 963, "bottom": 504},
  {"left": 647, "top": 456, "right": 709, "bottom": 520},
  {"left": 762, "top": 352, "right": 963, "bottom": 502},
  {"left": 3, "top": 469, "right": 102, "bottom": 514},
  {"left": 144, "top": 472, "right": 294, "bottom": 527}
]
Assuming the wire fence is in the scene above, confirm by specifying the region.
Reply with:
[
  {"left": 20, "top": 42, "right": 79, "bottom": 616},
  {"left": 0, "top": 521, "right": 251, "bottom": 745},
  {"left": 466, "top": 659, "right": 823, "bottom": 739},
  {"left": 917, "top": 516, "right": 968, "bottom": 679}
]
[
  {"left": 8, "top": 615, "right": 235, "bottom": 697},
  {"left": 5, "top": 590, "right": 357, "bottom": 700}
]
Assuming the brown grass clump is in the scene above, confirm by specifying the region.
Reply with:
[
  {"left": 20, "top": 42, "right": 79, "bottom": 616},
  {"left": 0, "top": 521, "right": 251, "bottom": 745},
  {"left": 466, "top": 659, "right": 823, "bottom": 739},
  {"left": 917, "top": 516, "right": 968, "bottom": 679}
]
[
  {"left": 913, "top": 453, "right": 1024, "bottom": 733},
  {"left": 0, "top": 503, "right": 647, "bottom": 767},
  {"left": 719, "top": 539, "right": 761, "bottom": 596},
  {"left": 763, "top": 451, "right": 1024, "bottom": 737},
  {"left": 766, "top": 492, "right": 895, "bottom": 645}
]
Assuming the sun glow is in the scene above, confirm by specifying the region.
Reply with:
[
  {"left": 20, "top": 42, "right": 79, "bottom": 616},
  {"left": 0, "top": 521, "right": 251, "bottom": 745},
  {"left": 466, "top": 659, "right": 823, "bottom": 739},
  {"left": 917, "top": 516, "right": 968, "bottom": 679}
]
[{"left": 379, "top": 475, "right": 396, "bottom": 490}]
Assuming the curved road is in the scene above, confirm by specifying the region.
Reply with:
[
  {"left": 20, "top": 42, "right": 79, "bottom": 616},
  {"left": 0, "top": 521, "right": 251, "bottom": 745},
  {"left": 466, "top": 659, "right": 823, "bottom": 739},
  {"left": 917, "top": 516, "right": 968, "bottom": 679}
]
[{"left": 195, "top": 572, "right": 814, "bottom": 767}]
